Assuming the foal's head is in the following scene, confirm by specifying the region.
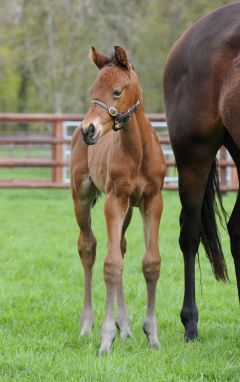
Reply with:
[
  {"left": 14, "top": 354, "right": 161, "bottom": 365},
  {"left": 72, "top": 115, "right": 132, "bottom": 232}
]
[{"left": 81, "top": 46, "right": 142, "bottom": 145}]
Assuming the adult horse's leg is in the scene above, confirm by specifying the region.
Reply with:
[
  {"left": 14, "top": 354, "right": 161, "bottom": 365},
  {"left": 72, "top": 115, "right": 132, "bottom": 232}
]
[
  {"left": 140, "top": 193, "right": 162, "bottom": 348},
  {"left": 224, "top": 134, "right": 240, "bottom": 301},
  {"left": 176, "top": 141, "right": 224, "bottom": 340},
  {"left": 116, "top": 207, "right": 133, "bottom": 339},
  {"left": 99, "top": 192, "right": 129, "bottom": 355},
  {"left": 178, "top": 171, "right": 204, "bottom": 341},
  {"left": 220, "top": 66, "right": 240, "bottom": 300},
  {"left": 72, "top": 179, "right": 98, "bottom": 336}
]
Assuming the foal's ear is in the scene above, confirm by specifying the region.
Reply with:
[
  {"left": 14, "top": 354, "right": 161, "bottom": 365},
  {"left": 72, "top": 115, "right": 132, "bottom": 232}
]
[
  {"left": 89, "top": 47, "right": 109, "bottom": 69},
  {"left": 114, "top": 46, "right": 130, "bottom": 70}
]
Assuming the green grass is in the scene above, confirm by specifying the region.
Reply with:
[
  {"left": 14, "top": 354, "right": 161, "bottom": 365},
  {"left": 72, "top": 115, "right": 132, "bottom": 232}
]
[
  {"left": 0, "top": 190, "right": 239, "bottom": 381},
  {"left": 0, "top": 168, "right": 51, "bottom": 180}
]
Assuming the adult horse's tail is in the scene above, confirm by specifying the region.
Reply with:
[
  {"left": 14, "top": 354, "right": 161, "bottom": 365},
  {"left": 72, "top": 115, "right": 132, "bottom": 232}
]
[{"left": 200, "top": 161, "right": 229, "bottom": 281}]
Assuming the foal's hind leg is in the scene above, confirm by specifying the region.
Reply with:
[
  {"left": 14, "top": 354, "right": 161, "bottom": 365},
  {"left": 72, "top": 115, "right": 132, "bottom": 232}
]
[
  {"left": 224, "top": 135, "right": 240, "bottom": 301},
  {"left": 140, "top": 193, "right": 163, "bottom": 349},
  {"left": 116, "top": 207, "right": 133, "bottom": 339},
  {"left": 72, "top": 177, "right": 98, "bottom": 336}
]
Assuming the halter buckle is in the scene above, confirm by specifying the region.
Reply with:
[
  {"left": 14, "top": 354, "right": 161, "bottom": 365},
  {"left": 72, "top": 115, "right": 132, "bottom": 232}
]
[{"left": 109, "top": 107, "right": 118, "bottom": 117}]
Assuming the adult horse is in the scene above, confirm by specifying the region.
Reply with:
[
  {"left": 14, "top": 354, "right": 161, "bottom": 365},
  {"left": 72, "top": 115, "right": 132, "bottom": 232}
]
[
  {"left": 163, "top": 1, "right": 240, "bottom": 341},
  {"left": 71, "top": 46, "right": 166, "bottom": 354}
]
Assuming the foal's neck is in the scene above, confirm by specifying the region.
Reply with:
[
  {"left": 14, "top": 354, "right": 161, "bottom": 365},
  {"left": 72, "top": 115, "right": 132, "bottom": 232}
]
[{"left": 119, "top": 105, "right": 151, "bottom": 163}]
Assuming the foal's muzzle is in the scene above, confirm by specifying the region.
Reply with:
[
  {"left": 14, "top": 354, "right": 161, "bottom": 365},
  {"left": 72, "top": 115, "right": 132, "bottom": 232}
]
[{"left": 80, "top": 123, "right": 100, "bottom": 145}]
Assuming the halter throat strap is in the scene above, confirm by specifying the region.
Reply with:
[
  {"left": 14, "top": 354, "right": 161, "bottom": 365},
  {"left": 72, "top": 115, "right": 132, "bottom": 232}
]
[{"left": 91, "top": 98, "right": 141, "bottom": 131}]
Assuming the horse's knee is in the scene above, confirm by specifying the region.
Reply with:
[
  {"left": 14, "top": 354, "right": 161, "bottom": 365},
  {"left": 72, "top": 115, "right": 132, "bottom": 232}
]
[
  {"left": 78, "top": 234, "right": 96, "bottom": 268},
  {"left": 104, "top": 255, "right": 123, "bottom": 284},
  {"left": 142, "top": 252, "right": 161, "bottom": 282}
]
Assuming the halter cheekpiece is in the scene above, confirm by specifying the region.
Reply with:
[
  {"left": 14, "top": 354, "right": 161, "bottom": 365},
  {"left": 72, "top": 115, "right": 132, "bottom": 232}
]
[{"left": 92, "top": 98, "right": 140, "bottom": 131}]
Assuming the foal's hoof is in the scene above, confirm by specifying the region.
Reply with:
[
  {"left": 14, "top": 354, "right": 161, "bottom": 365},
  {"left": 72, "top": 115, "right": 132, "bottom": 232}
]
[
  {"left": 118, "top": 326, "right": 132, "bottom": 340},
  {"left": 80, "top": 314, "right": 94, "bottom": 336},
  {"left": 98, "top": 324, "right": 116, "bottom": 356},
  {"left": 145, "top": 334, "right": 160, "bottom": 350},
  {"left": 148, "top": 336, "right": 160, "bottom": 349},
  {"left": 116, "top": 316, "right": 132, "bottom": 340},
  {"left": 143, "top": 320, "right": 160, "bottom": 350},
  {"left": 80, "top": 324, "right": 93, "bottom": 337},
  {"left": 120, "top": 328, "right": 132, "bottom": 340},
  {"left": 98, "top": 336, "right": 116, "bottom": 356}
]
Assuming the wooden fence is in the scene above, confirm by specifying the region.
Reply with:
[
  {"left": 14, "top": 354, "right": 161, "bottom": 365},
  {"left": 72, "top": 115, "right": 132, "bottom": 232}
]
[{"left": 0, "top": 113, "right": 238, "bottom": 191}]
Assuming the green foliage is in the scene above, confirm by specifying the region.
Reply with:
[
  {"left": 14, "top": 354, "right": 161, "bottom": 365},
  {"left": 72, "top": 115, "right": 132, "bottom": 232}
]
[
  {"left": 0, "top": 190, "right": 239, "bottom": 381},
  {"left": 0, "top": 46, "right": 21, "bottom": 112},
  {"left": 0, "top": 1, "right": 235, "bottom": 113}
]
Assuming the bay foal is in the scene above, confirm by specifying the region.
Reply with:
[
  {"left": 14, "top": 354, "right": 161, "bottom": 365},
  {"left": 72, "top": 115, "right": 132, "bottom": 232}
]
[{"left": 71, "top": 46, "right": 165, "bottom": 354}]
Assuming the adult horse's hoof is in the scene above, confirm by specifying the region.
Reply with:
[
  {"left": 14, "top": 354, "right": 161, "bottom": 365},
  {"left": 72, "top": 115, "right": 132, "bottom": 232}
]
[
  {"left": 180, "top": 307, "right": 198, "bottom": 342},
  {"left": 184, "top": 329, "right": 199, "bottom": 342}
]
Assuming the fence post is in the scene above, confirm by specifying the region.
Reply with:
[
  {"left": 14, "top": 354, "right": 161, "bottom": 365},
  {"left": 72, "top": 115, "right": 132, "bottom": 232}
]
[
  {"left": 220, "top": 146, "right": 227, "bottom": 191},
  {"left": 232, "top": 167, "right": 239, "bottom": 189},
  {"left": 52, "top": 119, "right": 64, "bottom": 183}
]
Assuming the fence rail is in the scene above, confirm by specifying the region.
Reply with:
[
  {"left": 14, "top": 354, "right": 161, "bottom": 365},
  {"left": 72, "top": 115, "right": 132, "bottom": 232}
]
[{"left": 0, "top": 113, "right": 238, "bottom": 191}]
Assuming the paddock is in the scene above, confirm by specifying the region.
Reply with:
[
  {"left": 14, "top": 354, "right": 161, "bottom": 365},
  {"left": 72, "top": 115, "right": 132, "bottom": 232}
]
[
  {"left": 0, "top": 188, "right": 239, "bottom": 380},
  {"left": 1, "top": 0, "right": 240, "bottom": 379},
  {"left": 0, "top": 112, "right": 239, "bottom": 377}
]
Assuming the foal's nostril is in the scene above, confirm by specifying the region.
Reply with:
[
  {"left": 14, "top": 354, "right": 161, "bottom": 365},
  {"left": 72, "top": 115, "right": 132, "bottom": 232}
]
[
  {"left": 88, "top": 123, "right": 96, "bottom": 138},
  {"left": 81, "top": 123, "right": 97, "bottom": 144}
]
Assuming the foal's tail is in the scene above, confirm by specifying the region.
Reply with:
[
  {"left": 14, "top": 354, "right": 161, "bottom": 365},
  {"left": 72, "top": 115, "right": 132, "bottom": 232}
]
[{"left": 200, "top": 161, "right": 229, "bottom": 281}]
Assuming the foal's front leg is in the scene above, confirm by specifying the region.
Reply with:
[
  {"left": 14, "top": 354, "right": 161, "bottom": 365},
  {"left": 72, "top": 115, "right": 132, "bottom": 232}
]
[
  {"left": 140, "top": 193, "right": 163, "bottom": 349},
  {"left": 73, "top": 191, "right": 97, "bottom": 336},
  {"left": 99, "top": 192, "right": 129, "bottom": 355},
  {"left": 116, "top": 207, "right": 133, "bottom": 339}
]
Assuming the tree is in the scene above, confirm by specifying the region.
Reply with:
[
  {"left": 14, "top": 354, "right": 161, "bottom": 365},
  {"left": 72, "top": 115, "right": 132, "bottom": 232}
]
[{"left": 0, "top": 0, "right": 232, "bottom": 113}]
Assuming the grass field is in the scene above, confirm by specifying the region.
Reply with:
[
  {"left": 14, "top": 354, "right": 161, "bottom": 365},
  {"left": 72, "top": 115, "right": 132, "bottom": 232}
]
[{"left": 0, "top": 189, "right": 239, "bottom": 381}]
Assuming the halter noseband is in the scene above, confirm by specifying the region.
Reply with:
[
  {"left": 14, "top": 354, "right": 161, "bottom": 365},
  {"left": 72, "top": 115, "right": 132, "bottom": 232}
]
[{"left": 91, "top": 98, "right": 141, "bottom": 131}]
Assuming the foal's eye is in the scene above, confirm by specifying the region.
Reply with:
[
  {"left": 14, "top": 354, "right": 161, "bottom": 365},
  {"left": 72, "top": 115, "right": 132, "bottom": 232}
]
[{"left": 112, "top": 89, "right": 122, "bottom": 98}]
